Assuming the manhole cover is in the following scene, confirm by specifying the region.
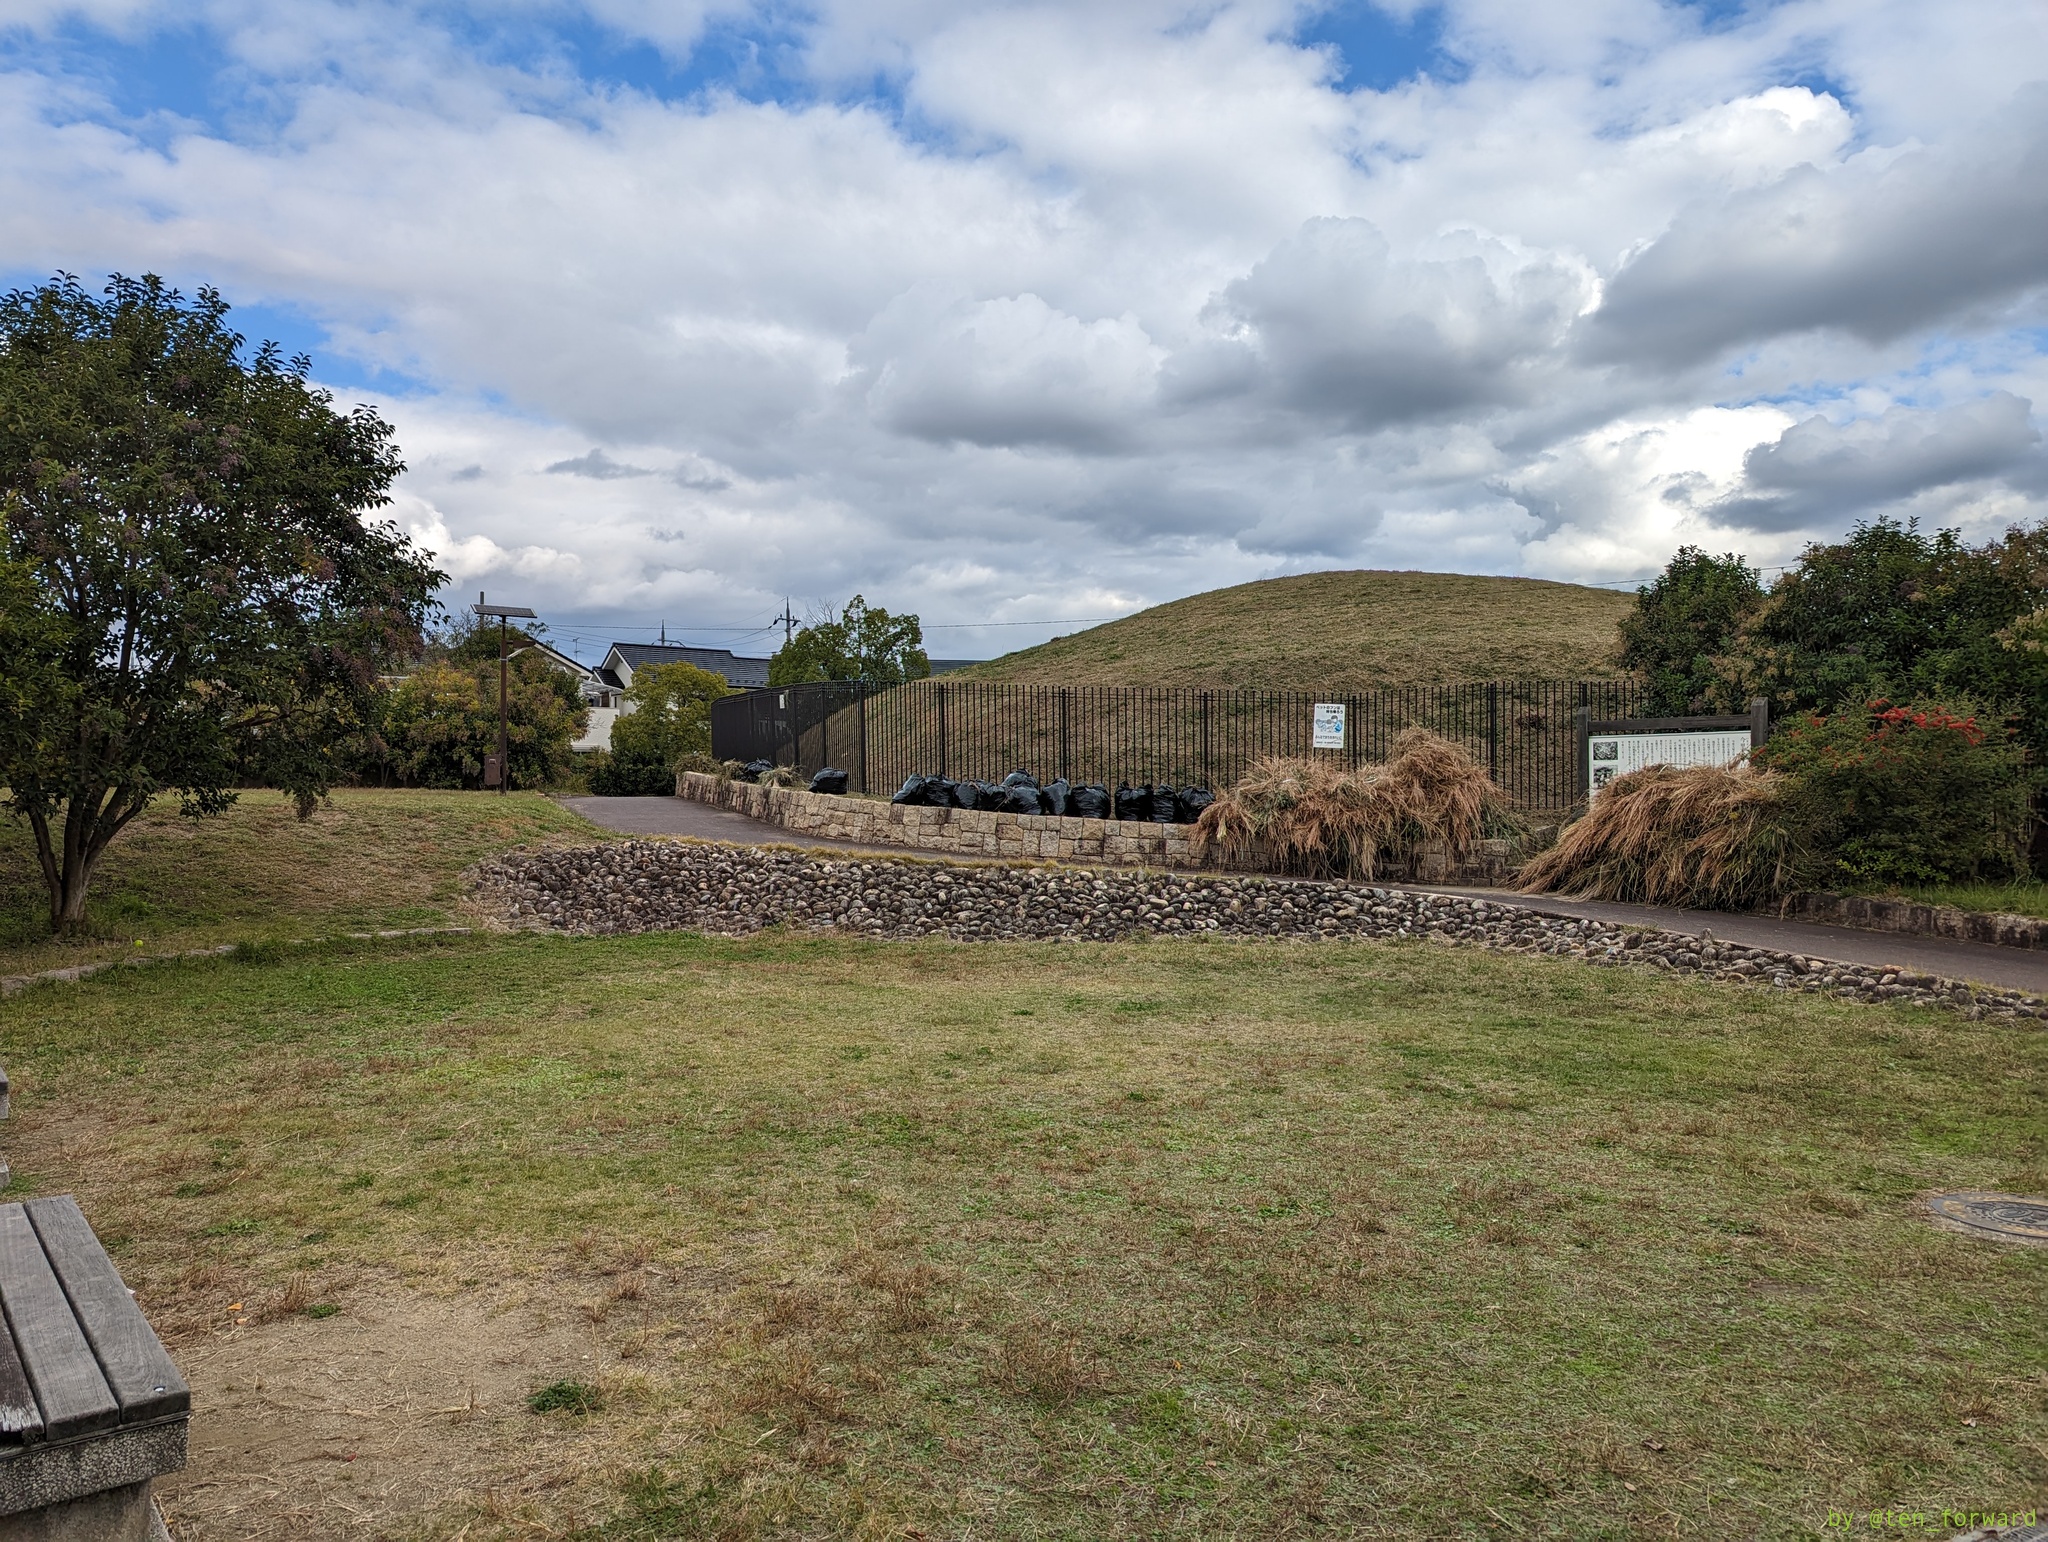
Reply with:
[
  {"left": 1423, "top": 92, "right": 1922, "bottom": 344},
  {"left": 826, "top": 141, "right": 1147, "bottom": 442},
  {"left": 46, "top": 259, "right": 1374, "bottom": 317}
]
[{"left": 1925, "top": 1191, "right": 2048, "bottom": 1247}]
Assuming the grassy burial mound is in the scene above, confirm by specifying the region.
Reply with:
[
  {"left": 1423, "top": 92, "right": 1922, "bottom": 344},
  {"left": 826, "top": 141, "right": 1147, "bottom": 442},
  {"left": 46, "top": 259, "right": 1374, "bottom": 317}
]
[
  {"left": 809, "top": 571, "right": 1635, "bottom": 802},
  {"left": 961, "top": 570, "right": 1635, "bottom": 691}
]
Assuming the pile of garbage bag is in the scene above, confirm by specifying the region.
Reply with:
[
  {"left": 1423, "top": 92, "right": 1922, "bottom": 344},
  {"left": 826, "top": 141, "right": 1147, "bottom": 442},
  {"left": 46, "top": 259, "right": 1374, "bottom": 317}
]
[{"left": 889, "top": 768, "right": 1212, "bottom": 823}]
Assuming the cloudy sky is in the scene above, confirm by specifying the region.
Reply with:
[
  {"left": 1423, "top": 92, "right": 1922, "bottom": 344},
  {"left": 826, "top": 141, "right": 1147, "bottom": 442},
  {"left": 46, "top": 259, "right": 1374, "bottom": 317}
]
[{"left": 3, "top": 0, "right": 2045, "bottom": 659}]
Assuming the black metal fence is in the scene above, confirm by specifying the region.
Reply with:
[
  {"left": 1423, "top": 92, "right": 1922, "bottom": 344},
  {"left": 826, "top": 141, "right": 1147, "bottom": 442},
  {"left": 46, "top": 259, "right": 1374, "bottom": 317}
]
[{"left": 712, "top": 678, "right": 1652, "bottom": 813}]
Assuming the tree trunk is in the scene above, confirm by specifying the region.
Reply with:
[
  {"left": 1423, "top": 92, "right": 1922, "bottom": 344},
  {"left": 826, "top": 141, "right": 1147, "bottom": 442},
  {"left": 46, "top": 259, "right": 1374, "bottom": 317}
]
[
  {"left": 52, "top": 858, "right": 96, "bottom": 934},
  {"left": 29, "top": 789, "right": 135, "bottom": 937}
]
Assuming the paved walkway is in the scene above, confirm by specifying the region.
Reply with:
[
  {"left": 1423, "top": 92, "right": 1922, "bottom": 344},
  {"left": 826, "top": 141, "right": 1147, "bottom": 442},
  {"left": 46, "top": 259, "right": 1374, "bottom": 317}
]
[
  {"left": 1396, "top": 884, "right": 2048, "bottom": 996},
  {"left": 557, "top": 795, "right": 2048, "bottom": 995},
  {"left": 556, "top": 795, "right": 920, "bottom": 856}
]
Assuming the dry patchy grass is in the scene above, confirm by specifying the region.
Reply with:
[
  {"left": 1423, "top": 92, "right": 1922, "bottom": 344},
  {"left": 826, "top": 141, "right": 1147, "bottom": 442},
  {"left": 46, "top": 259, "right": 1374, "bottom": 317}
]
[{"left": 1, "top": 930, "right": 2043, "bottom": 1539}]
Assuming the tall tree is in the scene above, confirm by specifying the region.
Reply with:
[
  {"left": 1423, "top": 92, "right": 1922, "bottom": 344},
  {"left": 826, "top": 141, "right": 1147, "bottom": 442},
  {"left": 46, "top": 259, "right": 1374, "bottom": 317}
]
[
  {"left": 0, "top": 274, "right": 442, "bottom": 934},
  {"left": 609, "top": 661, "right": 730, "bottom": 765},
  {"left": 1615, "top": 546, "right": 1763, "bottom": 714},
  {"left": 768, "top": 595, "right": 929, "bottom": 685}
]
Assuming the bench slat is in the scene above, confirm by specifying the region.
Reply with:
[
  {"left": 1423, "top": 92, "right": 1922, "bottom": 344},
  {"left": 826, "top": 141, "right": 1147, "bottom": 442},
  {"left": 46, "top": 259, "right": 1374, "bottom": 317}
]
[
  {"left": 0, "top": 1204, "right": 116, "bottom": 1441},
  {"left": 0, "top": 1301, "right": 42, "bottom": 1443},
  {"left": 24, "top": 1198, "right": 188, "bottom": 1425}
]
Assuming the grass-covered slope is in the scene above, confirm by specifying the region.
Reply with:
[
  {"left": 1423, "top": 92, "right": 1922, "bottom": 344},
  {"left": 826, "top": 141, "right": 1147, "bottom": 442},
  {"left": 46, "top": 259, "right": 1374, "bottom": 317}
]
[
  {"left": 0, "top": 789, "right": 606, "bottom": 976},
  {"left": 961, "top": 570, "right": 1635, "bottom": 689}
]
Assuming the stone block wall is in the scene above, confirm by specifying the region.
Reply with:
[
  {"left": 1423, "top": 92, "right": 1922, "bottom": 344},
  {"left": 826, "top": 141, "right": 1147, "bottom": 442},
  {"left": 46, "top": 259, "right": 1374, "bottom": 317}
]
[
  {"left": 676, "top": 773, "right": 1524, "bottom": 884},
  {"left": 1780, "top": 891, "right": 2048, "bottom": 949},
  {"left": 678, "top": 773, "right": 1198, "bottom": 867}
]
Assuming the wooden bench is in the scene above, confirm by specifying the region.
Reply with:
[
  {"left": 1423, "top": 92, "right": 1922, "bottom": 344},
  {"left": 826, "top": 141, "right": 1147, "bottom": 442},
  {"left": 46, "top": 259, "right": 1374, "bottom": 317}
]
[{"left": 0, "top": 1196, "right": 188, "bottom": 1541}]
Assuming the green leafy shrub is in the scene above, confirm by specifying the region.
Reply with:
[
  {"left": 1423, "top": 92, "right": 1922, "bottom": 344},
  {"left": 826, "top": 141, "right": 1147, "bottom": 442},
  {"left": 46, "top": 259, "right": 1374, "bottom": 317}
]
[
  {"left": 373, "top": 657, "right": 586, "bottom": 789},
  {"left": 1755, "top": 700, "right": 2033, "bottom": 886},
  {"left": 585, "top": 748, "right": 677, "bottom": 797}
]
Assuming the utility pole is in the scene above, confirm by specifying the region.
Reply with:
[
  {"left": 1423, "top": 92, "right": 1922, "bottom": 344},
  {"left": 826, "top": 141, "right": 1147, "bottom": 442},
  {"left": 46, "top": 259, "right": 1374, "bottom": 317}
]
[
  {"left": 777, "top": 598, "right": 799, "bottom": 646},
  {"left": 474, "top": 592, "right": 537, "bottom": 794}
]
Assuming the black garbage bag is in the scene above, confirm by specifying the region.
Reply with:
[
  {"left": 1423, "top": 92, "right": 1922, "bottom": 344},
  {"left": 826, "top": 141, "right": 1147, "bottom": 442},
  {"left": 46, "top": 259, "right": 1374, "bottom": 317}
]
[
  {"left": 998, "top": 782, "right": 1040, "bottom": 815},
  {"left": 1148, "top": 783, "right": 1179, "bottom": 823},
  {"left": 924, "top": 776, "right": 959, "bottom": 807},
  {"left": 1068, "top": 783, "right": 1111, "bottom": 820},
  {"left": 738, "top": 758, "right": 775, "bottom": 784},
  {"left": 953, "top": 780, "right": 989, "bottom": 811},
  {"left": 1040, "top": 778, "right": 1071, "bottom": 816},
  {"left": 809, "top": 767, "right": 849, "bottom": 795},
  {"left": 1001, "top": 768, "right": 1039, "bottom": 790},
  {"left": 1114, "top": 784, "right": 1152, "bottom": 822},
  {"left": 1174, "top": 786, "right": 1215, "bottom": 823},
  {"left": 892, "top": 775, "right": 930, "bottom": 805}
]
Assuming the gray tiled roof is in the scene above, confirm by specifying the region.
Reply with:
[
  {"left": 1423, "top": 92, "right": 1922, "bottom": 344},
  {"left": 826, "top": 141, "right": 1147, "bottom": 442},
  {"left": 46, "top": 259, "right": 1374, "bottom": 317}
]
[
  {"left": 605, "top": 643, "right": 773, "bottom": 687},
  {"left": 599, "top": 644, "right": 979, "bottom": 690}
]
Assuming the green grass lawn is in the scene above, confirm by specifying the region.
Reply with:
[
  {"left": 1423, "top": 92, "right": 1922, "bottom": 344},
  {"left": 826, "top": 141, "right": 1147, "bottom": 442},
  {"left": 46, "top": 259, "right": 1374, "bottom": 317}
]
[
  {"left": 5, "top": 928, "right": 2043, "bottom": 1540},
  {"left": 1891, "top": 880, "right": 2048, "bottom": 922},
  {"left": 0, "top": 789, "right": 606, "bottom": 976}
]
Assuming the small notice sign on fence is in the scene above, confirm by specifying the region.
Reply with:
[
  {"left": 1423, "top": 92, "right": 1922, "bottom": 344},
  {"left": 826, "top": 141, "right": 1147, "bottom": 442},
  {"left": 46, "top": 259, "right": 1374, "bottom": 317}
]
[{"left": 1312, "top": 702, "right": 1346, "bottom": 750}]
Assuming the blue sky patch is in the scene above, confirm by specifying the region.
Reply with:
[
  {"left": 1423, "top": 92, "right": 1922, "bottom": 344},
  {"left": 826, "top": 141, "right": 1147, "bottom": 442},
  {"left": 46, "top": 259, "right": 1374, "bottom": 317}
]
[
  {"left": 0, "top": 16, "right": 260, "bottom": 145},
  {"left": 1291, "top": 3, "right": 1454, "bottom": 93}
]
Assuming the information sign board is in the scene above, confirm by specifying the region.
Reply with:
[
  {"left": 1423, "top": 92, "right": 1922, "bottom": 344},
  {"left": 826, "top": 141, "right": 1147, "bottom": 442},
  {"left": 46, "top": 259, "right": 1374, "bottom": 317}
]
[
  {"left": 1312, "top": 702, "right": 1346, "bottom": 750},
  {"left": 1587, "top": 729, "right": 1751, "bottom": 797}
]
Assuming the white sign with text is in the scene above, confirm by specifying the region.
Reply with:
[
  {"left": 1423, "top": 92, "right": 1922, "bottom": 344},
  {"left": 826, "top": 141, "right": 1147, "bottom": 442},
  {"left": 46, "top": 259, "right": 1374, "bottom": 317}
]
[
  {"left": 1312, "top": 702, "right": 1346, "bottom": 750},
  {"left": 1588, "top": 730, "right": 1753, "bottom": 797}
]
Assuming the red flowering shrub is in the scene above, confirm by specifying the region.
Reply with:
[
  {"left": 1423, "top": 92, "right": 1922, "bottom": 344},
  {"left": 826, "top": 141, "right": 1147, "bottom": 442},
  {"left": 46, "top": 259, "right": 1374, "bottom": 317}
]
[{"left": 1755, "top": 699, "right": 2033, "bottom": 886}]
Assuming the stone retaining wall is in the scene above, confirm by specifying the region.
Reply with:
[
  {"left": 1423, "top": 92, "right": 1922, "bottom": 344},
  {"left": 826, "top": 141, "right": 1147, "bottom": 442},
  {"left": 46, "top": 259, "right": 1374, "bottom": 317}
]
[
  {"left": 679, "top": 771, "right": 1198, "bottom": 865},
  {"left": 676, "top": 772, "right": 1517, "bottom": 881},
  {"left": 1781, "top": 891, "right": 2048, "bottom": 950}
]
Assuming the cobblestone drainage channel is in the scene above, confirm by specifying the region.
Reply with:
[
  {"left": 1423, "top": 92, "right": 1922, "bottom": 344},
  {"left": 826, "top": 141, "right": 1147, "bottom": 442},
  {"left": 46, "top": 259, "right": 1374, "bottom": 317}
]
[{"left": 1924, "top": 1192, "right": 2048, "bottom": 1248}]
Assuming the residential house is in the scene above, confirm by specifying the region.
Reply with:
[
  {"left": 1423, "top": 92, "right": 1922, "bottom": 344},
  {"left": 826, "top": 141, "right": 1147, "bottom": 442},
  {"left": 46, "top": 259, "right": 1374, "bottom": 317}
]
[{"left": 537, "top": 640, "right": 977, "bottom": 753}]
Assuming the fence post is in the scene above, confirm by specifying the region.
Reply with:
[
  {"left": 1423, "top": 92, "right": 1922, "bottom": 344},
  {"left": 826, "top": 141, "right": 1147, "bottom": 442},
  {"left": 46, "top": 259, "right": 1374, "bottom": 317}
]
[
  {"left": 1201, "top": 692, "right": 1212, "bottom": 789},
  {"left": 1573, "top": 705, "right": 1591, "bottom": 804},
  {"left": 1486, "top": 682, "right": 1500, "bottom": 783},
  {"left": 1059, "top": 687, "right": 1071, "bottom": 783},
  {"left": 818, "top": 688, "right": 828, "bottom": 776},
  {"left": 936, "top": 683, "right": 948, "bottom": 780},
  {"left": 1748, "top": 696, "right": 1770, "bottom": 750},
  {"left": 858, "top": 683, "right": 869, "bottom": 794}
]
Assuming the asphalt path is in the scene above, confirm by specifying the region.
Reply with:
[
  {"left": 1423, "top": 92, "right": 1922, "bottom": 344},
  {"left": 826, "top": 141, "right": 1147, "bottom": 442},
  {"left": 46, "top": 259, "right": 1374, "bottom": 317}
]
[
  {"left": 1394, "top": 884, "right": 2048, "bottom": 997},
  {"left": 556, "top": 794, "right": 926, "bottom": 857},
  {"left": 557, "top": 794, "right": 2048, "bottom": 995}
]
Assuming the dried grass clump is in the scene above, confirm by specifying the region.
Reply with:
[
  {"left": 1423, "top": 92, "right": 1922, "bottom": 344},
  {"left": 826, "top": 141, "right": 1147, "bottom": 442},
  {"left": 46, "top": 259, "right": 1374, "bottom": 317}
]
[
  {"left": 1193, "top": 728, "right": 1518, "bottom": 878},
  {"left": 1516, "top": 763, "right": 1813, "bottom": 911}
]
